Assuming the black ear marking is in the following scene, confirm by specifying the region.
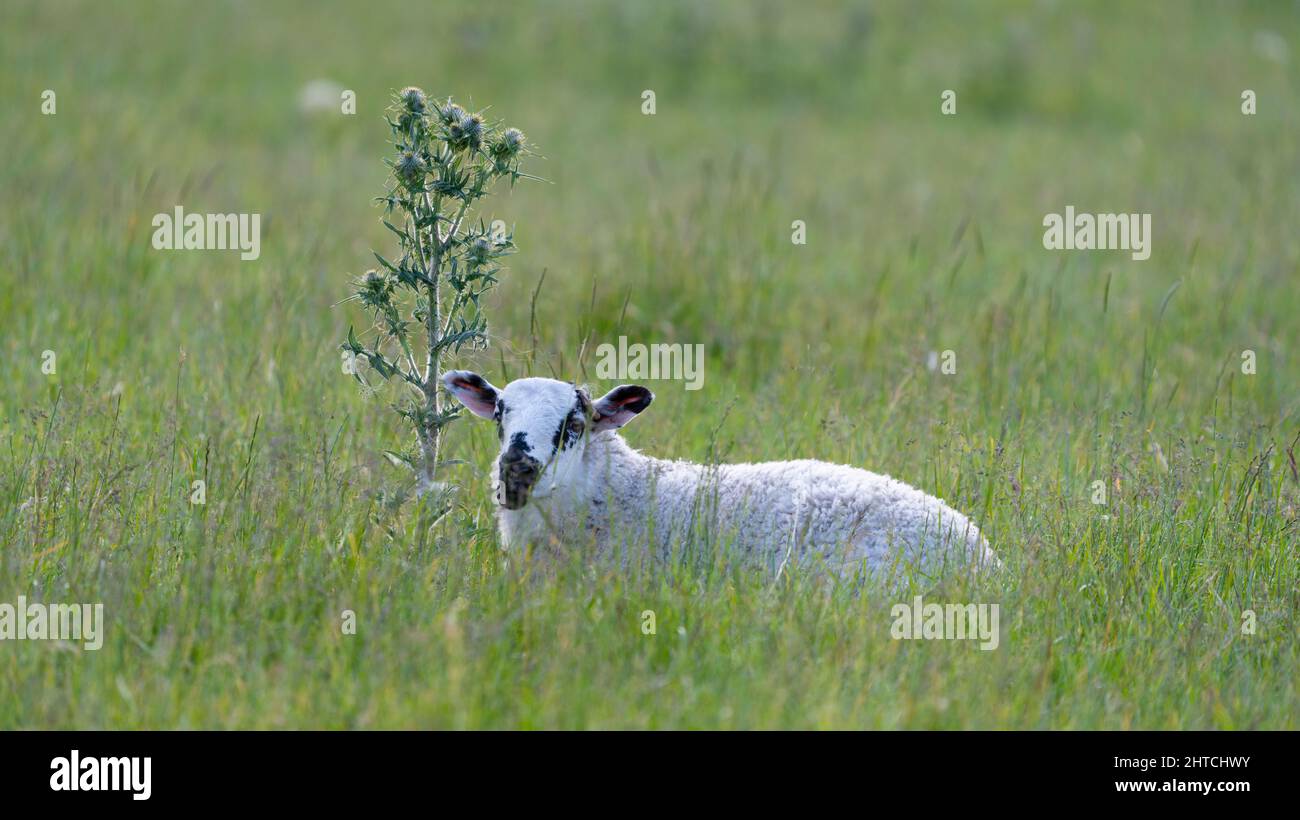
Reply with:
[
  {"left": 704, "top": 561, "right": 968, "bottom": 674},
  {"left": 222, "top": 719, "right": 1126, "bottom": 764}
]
[
  {"left": 442, "top": 370, "right": 501, "bottom": 420},
  {"left": 454, "top": 372, "right": 491, "bottom": 391},
  {"left": 594, "top": 385, "right": 653, "bottom": 419},
  {"left": 591, "top": 385, "right": 654, "bottom": 431}
]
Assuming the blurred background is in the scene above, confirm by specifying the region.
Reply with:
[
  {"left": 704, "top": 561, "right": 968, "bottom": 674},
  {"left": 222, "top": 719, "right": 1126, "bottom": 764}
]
[{"left": 4, "top": 1, "right": 1297, "bottom": 442}]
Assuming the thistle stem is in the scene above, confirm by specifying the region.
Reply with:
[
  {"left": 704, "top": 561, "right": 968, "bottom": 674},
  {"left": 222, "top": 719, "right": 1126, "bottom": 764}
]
[
  {"left": 417, "top": 190, "right": 441, "bottom": 491},
  {"left": 346, "top": 91, "right": 528, "bottom": 498}
]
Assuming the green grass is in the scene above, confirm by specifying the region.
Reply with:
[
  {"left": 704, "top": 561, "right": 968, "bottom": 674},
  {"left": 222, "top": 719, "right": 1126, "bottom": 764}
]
[{"left": 1, "top": 0, "right": 1297, "bottom": 728}]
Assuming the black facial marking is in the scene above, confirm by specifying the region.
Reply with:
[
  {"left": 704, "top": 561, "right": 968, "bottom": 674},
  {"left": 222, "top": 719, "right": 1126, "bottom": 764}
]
[
  {"left": 551, "top": 401, "right": 586, "bottom": 457},
  {"left": 494, "top": 400, "right": 505, "bottom": 442},
  {"left": 565, "top": 410, "right": 584, "bottom": 448},
  {"left": 509, "top": 431, "right": 530, "bottom": 453},
  {"left": 551, "top": 416, "right": 564, "bottom": 455}
]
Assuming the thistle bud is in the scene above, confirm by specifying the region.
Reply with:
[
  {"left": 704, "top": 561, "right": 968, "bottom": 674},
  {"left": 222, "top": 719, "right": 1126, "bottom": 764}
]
[
  {"left": 492, "top": 127, "right": 526, "bottom": 160},
  {"left": 395, "top": 150, "right": 427, "bottom": 185},
  {"left": 398, "top": 86, "right": 427, "bottom": 114},
  {"left": 359, "top": 269, "right": 394, "bottom": 310},
  {"left": 448, "top": 113, "right": 485, "bottom": 152},
  {"left": 438, "top": 100, "right": 467, "bottom": 125},
  {"left": 466, "top": 236, "right": 494, "bottom": 265}
]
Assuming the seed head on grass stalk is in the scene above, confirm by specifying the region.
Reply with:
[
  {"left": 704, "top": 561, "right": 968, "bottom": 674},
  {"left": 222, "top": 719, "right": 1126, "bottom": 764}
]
[{"left": 339, "top": 88, "right": 540, "bottom": 516}]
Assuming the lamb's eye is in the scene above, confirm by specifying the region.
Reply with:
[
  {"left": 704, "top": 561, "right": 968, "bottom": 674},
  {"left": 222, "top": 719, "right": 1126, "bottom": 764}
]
[{"left": 567, "top": 416, "right": 584, "bottom": 437}]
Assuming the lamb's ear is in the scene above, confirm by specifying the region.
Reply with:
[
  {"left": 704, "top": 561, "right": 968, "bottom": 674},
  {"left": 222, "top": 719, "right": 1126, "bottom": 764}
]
[
  {"left": 442, "top": 370, "right": 500, "bottom": 419},
  {"left": 592, "top": 385, "right": 654, "bottom": 431}
]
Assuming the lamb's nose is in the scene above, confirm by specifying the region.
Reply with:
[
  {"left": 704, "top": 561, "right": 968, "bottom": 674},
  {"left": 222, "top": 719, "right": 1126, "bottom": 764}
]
[
  {"left": 500, "top": 448, "right": 540, "bottom": 486},
  {"left": 506, "top": 459, "right": 537, "bottom": 480}
]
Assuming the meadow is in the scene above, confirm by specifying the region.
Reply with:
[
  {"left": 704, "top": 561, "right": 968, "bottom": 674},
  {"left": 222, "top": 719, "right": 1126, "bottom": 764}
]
[{"left": 0, "top": 0, "right": 1297, "bottom": 728}]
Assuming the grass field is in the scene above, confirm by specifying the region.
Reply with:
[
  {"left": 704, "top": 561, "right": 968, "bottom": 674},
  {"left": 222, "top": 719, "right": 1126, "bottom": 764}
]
[{"left": 1, "top": 0, "right": 1297, "bottom": 729}]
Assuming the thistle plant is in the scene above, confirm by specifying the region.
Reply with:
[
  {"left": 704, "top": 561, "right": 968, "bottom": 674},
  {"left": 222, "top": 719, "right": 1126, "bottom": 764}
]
[{"left": 341, "top": 88, "right": 534, "bottom": 498}]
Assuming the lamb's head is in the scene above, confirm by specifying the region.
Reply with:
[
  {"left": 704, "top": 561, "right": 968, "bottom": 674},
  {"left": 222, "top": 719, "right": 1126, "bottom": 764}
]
[{"left": 442, "top": 371, "right": 653, "bottom": 510}]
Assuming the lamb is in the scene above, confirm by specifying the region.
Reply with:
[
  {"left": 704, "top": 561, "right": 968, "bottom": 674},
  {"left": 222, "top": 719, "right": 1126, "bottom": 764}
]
[{"left": 443, "top": 371, "right": 998, "bottom": 579}]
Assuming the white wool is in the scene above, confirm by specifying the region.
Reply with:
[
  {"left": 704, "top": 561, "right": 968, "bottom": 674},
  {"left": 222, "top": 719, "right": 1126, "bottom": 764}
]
[
  {"left": 447, "top": 374, "right": 997, "bottom": 579},
  {"left": 498, "top": 423, "right": 997, "bottom": 580}
]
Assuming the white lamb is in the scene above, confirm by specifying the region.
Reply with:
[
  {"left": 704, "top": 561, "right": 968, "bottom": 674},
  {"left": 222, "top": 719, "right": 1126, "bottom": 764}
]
[{"left": 443, "top": 371, "right": 998, "bottom": 579}]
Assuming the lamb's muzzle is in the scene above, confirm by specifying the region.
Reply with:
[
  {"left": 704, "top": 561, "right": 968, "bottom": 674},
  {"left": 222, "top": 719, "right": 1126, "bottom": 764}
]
[{"left": 499, "top": 444, "right": 541, "bottom": 510}]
